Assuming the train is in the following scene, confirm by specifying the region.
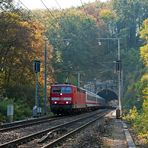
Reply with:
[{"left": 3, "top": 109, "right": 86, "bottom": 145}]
[{"left": 49, "top": 83, "right": 106, "bottom": 114}]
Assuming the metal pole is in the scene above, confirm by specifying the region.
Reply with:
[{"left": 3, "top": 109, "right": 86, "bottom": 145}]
[
  {"left": 121, "top": 69, "right": 123, "bottom": 101},
  {"left": 35, "top": 72, "right": 38, "bottom": 107},
  {"left": 44, "top": 39, "right": 47, "bottom": 115},
  {"left": 97, "top": 37, "right": 122, "bottom": 117},
  {"left": 118, "top": 39, "right": 122, "bottom": 116},
  {"left": 78, "top": 72, "right": 80, "bottom": 87},
  {"left": 94, "top": 78, "right": 97, "bottom": 93},
  {"left": 118, "top": 39, "right": 120, "bottom": 60}
]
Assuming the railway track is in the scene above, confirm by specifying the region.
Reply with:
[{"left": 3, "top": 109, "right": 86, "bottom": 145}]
[
  {"left": 0, "top": 116, "right": 52, "bottom": 128},
  {"left": 0, "top": 109, "right": 109, "bottom": 148},
  {"left": 0, "top": 116, "right": 58, "bottom": 132},
  {"left": 42, "top": 110, "right": 109, "bottom": 148}
]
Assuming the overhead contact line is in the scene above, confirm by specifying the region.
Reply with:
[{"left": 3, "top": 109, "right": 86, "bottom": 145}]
[
  {"left": 18, "top": 0, "right": 100, "bottom": 51},
  {"left": 18, "top": 0, "right": 59, "bottom": 33},
  {"left": 52, "top": 0, "right": 99, "bottom": 50},
  {"left": 80, "top": 0, "right": 89, "bottom": 17},
  {"left": 40, "top": 0, "right": 56, "bottom": 19},
  {"left": 79, "top": 0, "right": 101, "bottom": 41},
  {"left": 54, "top": 0, "right": 62, "bottom": 11}
]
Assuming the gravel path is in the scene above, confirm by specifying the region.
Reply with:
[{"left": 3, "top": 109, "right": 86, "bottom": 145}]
[{"left": 102, "top": 119, "right": 127, "bottom": 148}]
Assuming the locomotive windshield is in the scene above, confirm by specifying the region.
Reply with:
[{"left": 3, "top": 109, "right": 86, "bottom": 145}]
[{"left": 52, "top": 86, "right": 72, "bottom": 93}]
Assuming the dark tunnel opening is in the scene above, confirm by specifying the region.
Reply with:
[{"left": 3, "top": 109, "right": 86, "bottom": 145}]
[{"left": 97, "top": 89, "right": 118, "bottom": 102}]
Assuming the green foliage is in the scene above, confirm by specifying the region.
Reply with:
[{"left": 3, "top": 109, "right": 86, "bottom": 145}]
[
  {"left": 0, "top": 12, "right": 35, "bottom": 92},
  {"left": 5, "top": 84, "right": 35, "bottom": 105},
  {"left": 43, "top": 7, "right": 119, "bottom": 84},
  {"left": 14, "top": 100, "right": 32, "bottom": 120},
  {"left": 134, "top": 115, "right": 148, "bottom": 144},
  {"left": 140, "top": 19, "right": 148, "bottom": 67},
  {"left": 0, "top": 4, "right": 53, "bottom": 120},
  {"left": 0, "top": 0, "right": 147, "bottom": 123},
  {"left": 0, "top": 9, "right": 53, "bottom": 102},
  {"left": 99, "top": 8, "right": 117, "bottom": 35},
  {"left": 124, "top": 18, "right": 148, "bottom": 145},
  {"left": 136, "top": 102, "right": 148, "bottom": 143},
  {"left": 112, "top": 0, "right": 148, "bottom": 48},
  {"left": 0, "top": 99, "right": 13, "bottom": 122},
  {"left": 122, "top": 48, "right": 144, "bottom": 110},
  {"left": 124, "top": 102, "right": 148, "bottom": 144},
  {"left": 46, "top": 9, "right": 105, "bottom": 83},
  {"left": 0, "top": 98, "right": 32, "bottom": 121}
]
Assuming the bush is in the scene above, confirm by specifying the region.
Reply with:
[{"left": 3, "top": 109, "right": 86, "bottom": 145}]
[
  {"left": 123, "top": 106, "right": 138, "bottom": 123},
  {"left": 14, "top": 100, "right": 32, "bottom": 120},
  {"left": 134, "top": 99, "right": 148, "bottom": 144},
  {"left": 0, "top": 98, "right": 32, "bottom": 121},
  {"left": 124, "top": 100, "right": 148, "bottom": 145},
  {"left": 0, "top": 98, "right": 14, "bottom": 122}
]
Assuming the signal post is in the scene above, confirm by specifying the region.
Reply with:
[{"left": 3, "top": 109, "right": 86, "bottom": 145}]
[{"left": 33, "top": 60, "right": 41, "bottom": 117}]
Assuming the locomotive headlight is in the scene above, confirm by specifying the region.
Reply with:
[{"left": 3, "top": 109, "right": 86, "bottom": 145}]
[
  {"left": 66, "top": 101, "right": 69, "bottom": 104},
  {"left": 54, "top": 101, "right": 57, "bottom": 104}
]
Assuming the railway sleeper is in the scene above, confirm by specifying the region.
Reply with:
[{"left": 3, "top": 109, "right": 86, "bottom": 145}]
[{"left": 38, "top": 128, "right": 67, "bottom": 144}]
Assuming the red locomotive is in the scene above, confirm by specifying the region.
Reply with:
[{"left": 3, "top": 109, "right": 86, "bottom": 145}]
[{"left": 49, "top": 84, "right": 105, "bottom": 114}]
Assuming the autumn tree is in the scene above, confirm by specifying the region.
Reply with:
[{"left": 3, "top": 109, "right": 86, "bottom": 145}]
[
  {"left": 99, "top": 8, "right": 116, "bottom": 36},
  {"left": 0, "top": 0, "right": 54, "bottom": 119},
  {"left": 139, "top": 19, "right": 148, "bottom": 104},
  {"left": 124, "top": 19, "right": 148, "bottom": 143},
  {"left": 0, "top": 10, "right": 53, "bottom": 105}
]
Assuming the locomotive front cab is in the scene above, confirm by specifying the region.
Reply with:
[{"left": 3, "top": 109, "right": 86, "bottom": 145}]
[{"left": 50, "top": 85, "right": 73, "bottom": 114}]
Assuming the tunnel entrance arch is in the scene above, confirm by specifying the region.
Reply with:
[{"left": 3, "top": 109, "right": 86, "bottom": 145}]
[{"left": 97, "top": 89, "right": 118, "bottom": 102}]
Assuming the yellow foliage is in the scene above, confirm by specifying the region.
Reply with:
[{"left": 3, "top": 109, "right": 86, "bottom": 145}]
[
  {"left": 142, "top": 99, "right": 148, "bottom": 114},
  {"left": 141, "top": 74, "right": 148, "bottom": 97},
  {"left": 0, "top": 11, "right": 53, "bottom": 88},
  {"left": 140, "top": 45, "right": 148, "bottom": 67},
  {"left": 141, "top": 73, "right": 148, "bottom": 82},
  {"left": 124, "top": 106, "right": 138, "bottom": 122},
  {"left": 140, "top": 19, "right": 148, "bottom": 41},
  {"left": 140, "top": 19, "right": 148, "bottom": 67},
  {"left": 100, "top": 9, "right": 116, "bottom": 21},
  {"left": 138, "top": 133, "right": 148, "bottom": 144},
  {"left": 129, "top": 106, "right": 138, "bottom": 119}
]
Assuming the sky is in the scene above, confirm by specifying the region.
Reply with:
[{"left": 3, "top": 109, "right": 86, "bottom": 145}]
[{"left": 16, "top": 0, "right": 108, "bottom": 10}]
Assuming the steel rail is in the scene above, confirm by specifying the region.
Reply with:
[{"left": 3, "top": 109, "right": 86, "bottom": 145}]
[
  {"left": 0, "top": 116, "right": 52, "bottom": 128},
  {"left": 0, "top": 110, "right": 106, "bottom": 148},
  {"left": 0, "top": 114, "right": 80, "bottom": 132},
  {"left": 0, "top": 118, "right": 57, "bottom": 132},
  {"left": 42, "top": 111, "right": 108, "bottom": 148}
]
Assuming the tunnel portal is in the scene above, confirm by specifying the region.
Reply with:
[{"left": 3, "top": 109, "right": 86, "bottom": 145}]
[{"left": 97, "top": 89, "right": 118, "bottom": 102}]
